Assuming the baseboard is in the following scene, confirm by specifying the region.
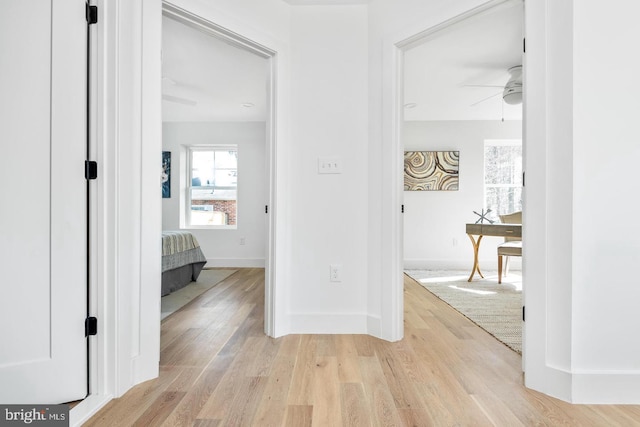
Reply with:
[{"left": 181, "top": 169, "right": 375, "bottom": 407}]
[
  {"left": 69, "top": 394, "right": 113, "bottom": 427},
  {"left": 403, "top": 258, "right": 522, "bottom": 271},
  {"left": 525, "top": 364, "right": 640, "bottom": 404},
  {"left": 287, "top": 313, "right": 369, "bottom": 334},
  {"left": 366, "top": 314, "right": 381, "bottom": 337},
  {"left": 205, "top": 258, "right": 265, "bottom": 268},
  {"left": 572, "top": 371, "right": 640, "bottom": 403},
  {"left": 524, "top": 364, "right": 572, "bottom": 403}
]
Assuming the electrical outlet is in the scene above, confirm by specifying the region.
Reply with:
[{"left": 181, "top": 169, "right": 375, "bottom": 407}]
[
  {"left": 452, "top": 238, "right": 458, "bottom": 247},
  {"left": 330, "top": 264, "right": 342, "bottom": 282},
  {"left": 239, "top": 237, "right": 246, "bottom": 245}
]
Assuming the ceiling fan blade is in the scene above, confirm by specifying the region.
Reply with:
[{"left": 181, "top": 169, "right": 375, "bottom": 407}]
[
  {"left": 470, "top": 91, "right": 502, "bottom": 107},
  {"left": 462, "top": 84, "right": 504, "bottom": 88},
  {"left": 162, "top": 94, "right": 197, "bottom": 106}
]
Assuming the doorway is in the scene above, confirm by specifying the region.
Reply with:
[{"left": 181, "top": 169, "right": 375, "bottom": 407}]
[
  {"left": 161, "top": 3, "right": 277, "bottom": 333},
  {"left": 397, "top": 0, "right": 525, "bottom": 356}
]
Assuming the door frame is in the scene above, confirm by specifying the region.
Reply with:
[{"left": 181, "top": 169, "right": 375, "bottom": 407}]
[
  {"left": 383, "top": 0, "right": 525, "bottom": 341},
  {"left": 72, "top": 0, "right": 286, "bottom": 423},
  {"left": 161, "top": 1, "right": 279, "bottom": 337}
]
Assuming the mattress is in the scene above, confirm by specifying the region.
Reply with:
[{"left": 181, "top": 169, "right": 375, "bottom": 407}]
[{"left": 161, "top": 231, "right": 207, "bottom": 296}]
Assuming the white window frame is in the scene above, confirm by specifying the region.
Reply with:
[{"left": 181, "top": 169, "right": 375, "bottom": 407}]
[
  {"left": 184, "top": 145, "right": 238, "bottom": 229},
  {"left": 484, "top": 139, "right": 523, "bottom": 221}
]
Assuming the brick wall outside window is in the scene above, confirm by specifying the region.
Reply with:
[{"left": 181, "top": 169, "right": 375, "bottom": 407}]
[{"left": 192, "top": 200, "right": 237, "bottom": 225}]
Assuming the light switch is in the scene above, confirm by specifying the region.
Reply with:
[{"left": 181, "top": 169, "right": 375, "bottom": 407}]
[{"left": 318, "top": 157, "right": 342, "bottom": 174}]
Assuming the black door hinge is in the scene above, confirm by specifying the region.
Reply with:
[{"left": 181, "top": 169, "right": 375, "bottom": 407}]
[
  {"left": 522, "top": 306, "right": 525, "bottom": 322},
  {"left": 265, "top": 205, "right": 268, "bottom": 214},
  {"left": 401, "top": 204, "right": 405, "bottom": 213},
  {"left": 522, "top": 171, "right": 525, "bottom": 187},
  {"left": 85, "top": 317, "right": 98, "bottom": 336},
  {"left": 85, "top": 161, "right": 98, "bottom": 180},
  {"left": 523, "top": 38, "right": 526, "bottom": 53},
  {"left": 86, "top": 4, "right": 98, "bottom": 25}
]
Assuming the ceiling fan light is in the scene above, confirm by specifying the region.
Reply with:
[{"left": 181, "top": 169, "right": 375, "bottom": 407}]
[{"left": 503, "top": 89, "right": 522, "bottom": 105}]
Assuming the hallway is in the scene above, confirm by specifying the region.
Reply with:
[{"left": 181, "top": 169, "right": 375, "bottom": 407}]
[{"left": 85, "top": 268, "right": 640, "bottom": 426}]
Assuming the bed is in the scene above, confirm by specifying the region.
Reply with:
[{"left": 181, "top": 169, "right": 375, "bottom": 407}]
[{"left": 161, "top": 231, "right": 207, "bottom": 296}]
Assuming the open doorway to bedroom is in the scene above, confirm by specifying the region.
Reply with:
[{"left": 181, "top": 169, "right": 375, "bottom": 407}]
[
  {"left": 160, "top": 5, "right": 272, "bottom": 320},
  {"left": 400, "top": 0, "right": 525, "bottom": 356}
]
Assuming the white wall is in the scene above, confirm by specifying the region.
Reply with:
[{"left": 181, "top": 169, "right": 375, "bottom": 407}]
[
  {"left": 287, "top": 5, "right": 370, "bottom": 332},
  {"left": 572, "top": 0, "right": 640, "bottom": 378},
  {"left": 403, "top": 120, "right": 522, "bottom": 270},
  {"left": 525, "top": 0, "right": 640, "bottom": 403},
  {"left": 162, "top": 122, "right": 266, "bottom": 267},
  {"left": 159, "top": 1, "right": 373, "bottom": 334}
]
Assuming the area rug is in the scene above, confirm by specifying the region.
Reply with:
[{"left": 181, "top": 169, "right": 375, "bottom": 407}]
[
  {"left": 404, "top": 270, "right": 522, "bottom": 353},
  {"left": 161, "top": 268, "right": 237, "bottom": 320}
]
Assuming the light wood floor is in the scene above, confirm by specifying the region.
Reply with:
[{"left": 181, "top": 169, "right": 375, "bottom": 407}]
[{"left": 85, "top": 268, "right": 640, "bottom": 426}]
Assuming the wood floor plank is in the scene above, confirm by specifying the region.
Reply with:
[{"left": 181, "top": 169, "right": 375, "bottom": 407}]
[
  {"left": 252, "top": 336, "right": 300, "bottom": 426},
  {"left": 159, "top": 328, "right": 205, "bottom": 366},
  {"left": 352, "top": 334, "right": 375, "bottom": 357},
  {"left": 373, "top": 339, "right": 426, "bottom": 410},
  {"left": 192, "top": 419, "right": 220, "bottom": 427},
  {"left": 340, "top": 383, "right": 373, "bottom": 427},
  {"left": 84, "top": 366, "right": 183, "bottom": 426},
  {"left": 398, "top": 407, "right": 435, "bottom": 427},
  {"left": 283, "top": 405, "right": 313, "bottom": 427},
  {"left": 311, "top": 356, "right": 342, "bottom": 426},
  {"left": 85, "top": 269, "right": 640, "bottom": 426},
  {"left": 359, "top": 355, "right": 404, "bottom": 427},
  {"left": 219, "top": 376, "right": 267, "bottom": 426},
  {"left": 160, "top": 356, "right": 233, "bottom": 427},
  {"left": 132, "top": 391, "right": 185, "bottom": 427},
  {"left": 196, "top": 336, "right": 267, "bottom": 420},
  {"left": 245, "top": 333, "right": 281, "bottom": 377},
  {"left": 287, "top": 335, "right": 318, "bottom": 405},
  {"left": 470, "top": 393, "right": 526, "bottom": 427},
  {"left": 165, "top": 367, "right": 203, "bottom": 393},
  {"left": 336, "top": 335, "right": 362, "bottom": 383},
  {"left": 168, "top": 301, "right": 253, "bottom": 367}
]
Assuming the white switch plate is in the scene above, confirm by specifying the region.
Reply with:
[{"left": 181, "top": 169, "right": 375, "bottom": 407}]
[
  {"left": 330, "top": 264, "right": 342, "bottom": 282},
  {"left": 318, "top": 157, "right": 342, "bottom": 174}
]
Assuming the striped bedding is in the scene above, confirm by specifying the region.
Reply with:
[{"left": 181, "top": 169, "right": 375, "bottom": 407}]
[
  {"left": 161, "top": 231, "right": 207, "bottom": 295},
  {"left": 162, "top": 230, "right": 201, "bottom": 256},
  {"left": 161, "top": 231, "right": 207, "bottom": 273}
]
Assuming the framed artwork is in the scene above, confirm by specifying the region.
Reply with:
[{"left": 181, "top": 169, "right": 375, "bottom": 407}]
[
  {"left": 162, "top": 151, "right": 171, "bottom": 198},
  {"left": 404, "top": 151, "right": 459, "bottom": 191}
]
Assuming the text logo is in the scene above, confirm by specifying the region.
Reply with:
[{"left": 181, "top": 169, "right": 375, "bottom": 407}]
[{"left": 0, "top": 405, "right": 68, "bottom": 426}]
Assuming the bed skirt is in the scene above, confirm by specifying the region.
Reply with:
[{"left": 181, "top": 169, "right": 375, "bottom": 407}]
[{"left": 161, "top": 261, "right": 207, "bottom": 296}]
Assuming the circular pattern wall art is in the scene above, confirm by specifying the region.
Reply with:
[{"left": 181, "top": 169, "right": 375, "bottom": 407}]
[{"left": 404, "top": 151, "right": 459, "bottom": 191}]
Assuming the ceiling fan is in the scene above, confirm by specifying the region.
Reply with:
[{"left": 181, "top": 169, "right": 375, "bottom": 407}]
[
  {"left": 162, "top": 76, "right": 198, "bottom": 106},
  {"left": 466, "top": 65, "right": 522, "bottom": 106},
  {"left": 162, "top": 94, "right": 197, "bottom": 106}
]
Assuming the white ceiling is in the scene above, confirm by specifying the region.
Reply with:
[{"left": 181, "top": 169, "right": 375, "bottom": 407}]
[
  {"left": 162, "top": 1, "right": 523, "bottom": 123},
  {"left": 403, "top": 1, "right": 523, "bottom": 121},
  {"left": 282, "top": 0, "right": 370, "bottom": 4},
  {"left": 162, "top": 16, "right": 268, "bottom": 122}
]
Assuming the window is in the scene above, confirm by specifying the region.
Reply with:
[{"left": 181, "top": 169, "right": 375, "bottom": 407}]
[
  {"left": 186, "top": 146, "right": 237, "bottom": 228},
  {"left": 484, "top": 139, "right": 522, "bottom": 222}
]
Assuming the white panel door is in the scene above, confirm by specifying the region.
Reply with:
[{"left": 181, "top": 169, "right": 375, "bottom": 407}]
[{"left": 0, "top": 0, "right": 88, "bottom": 403}]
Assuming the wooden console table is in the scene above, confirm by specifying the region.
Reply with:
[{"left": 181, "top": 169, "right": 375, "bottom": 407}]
[{"left": 465, "top": 223, "right": 522, "bottom": 282}]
